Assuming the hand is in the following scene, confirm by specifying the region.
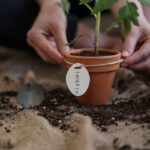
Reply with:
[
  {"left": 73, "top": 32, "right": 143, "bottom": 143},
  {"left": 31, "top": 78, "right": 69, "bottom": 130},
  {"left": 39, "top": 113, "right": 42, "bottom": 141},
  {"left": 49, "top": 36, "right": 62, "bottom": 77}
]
[
  {"left": 27, "top": 0, "right": 69, "bottom": 64},
  {"left": 121, "top": 12, "right": 150, "bottom": 74},
  {"left": 111, "top": 0, "right": 150, "bottom": 74}
]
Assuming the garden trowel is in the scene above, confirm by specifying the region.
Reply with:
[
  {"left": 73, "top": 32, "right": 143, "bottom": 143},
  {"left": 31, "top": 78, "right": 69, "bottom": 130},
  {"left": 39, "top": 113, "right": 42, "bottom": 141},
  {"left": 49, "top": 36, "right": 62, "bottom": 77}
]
[{"left": 17, "top": 71, "right": 45, "bottom": 108}]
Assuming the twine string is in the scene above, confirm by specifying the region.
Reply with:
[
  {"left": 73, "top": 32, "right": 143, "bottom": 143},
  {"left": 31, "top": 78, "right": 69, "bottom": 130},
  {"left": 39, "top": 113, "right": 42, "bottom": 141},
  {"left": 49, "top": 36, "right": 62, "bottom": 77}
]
[{"left": 64, "top": 59, "right": 123, "bottom": 67}]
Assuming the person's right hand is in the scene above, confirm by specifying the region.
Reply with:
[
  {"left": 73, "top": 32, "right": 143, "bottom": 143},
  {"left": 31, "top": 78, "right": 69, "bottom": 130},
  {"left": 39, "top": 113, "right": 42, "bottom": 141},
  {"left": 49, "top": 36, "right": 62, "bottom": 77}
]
[{"left": 27, "top": 0, "right": 69, "bottom": 64}]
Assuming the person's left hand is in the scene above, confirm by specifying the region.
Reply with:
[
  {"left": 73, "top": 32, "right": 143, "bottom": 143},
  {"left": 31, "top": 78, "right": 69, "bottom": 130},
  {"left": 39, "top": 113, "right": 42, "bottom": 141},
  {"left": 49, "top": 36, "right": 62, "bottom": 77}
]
[{"left": 121, "top": 13, "right": 150, "bottom": 74}]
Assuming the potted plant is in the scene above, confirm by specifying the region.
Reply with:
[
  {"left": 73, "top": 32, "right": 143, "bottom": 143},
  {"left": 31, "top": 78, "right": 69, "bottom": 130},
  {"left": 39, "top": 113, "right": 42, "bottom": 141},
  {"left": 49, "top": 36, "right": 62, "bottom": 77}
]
[{"left": 64, "top": 0, "right": 149, "bottom": 105}]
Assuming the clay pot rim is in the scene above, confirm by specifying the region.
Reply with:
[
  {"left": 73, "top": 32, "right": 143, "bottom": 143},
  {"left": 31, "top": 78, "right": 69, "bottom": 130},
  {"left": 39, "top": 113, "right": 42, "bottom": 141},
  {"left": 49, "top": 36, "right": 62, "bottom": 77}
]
[{"left": 64, "top": 48, "right": 121, "bottom": 60}]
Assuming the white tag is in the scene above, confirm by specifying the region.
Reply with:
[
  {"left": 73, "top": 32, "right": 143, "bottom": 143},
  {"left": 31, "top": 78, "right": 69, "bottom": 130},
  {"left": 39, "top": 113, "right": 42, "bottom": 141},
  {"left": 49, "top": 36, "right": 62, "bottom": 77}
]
[{"left": 66, "top": 63, "right": 90, "bottom": 96}]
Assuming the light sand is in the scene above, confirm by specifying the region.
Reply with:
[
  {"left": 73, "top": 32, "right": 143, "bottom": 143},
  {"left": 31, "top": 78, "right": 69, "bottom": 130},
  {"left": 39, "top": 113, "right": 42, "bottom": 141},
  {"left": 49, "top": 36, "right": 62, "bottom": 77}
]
[{"left": 0, "top": 47, "right": 149, "bottom": 150}]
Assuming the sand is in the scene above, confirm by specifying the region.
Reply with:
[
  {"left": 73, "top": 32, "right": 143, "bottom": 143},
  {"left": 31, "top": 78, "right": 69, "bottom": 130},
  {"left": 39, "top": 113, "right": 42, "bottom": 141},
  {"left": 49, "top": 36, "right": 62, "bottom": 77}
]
[{"left": 0, "top": 47, "right": 150, "bottom": 150}]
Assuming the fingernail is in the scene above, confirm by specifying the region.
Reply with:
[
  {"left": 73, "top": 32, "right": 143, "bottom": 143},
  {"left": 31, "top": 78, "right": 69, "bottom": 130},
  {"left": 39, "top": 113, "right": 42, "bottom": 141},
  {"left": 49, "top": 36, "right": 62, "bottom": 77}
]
[
  {"left": 60, "top": 46, "right": 69, "bottom": 55},
  {"left": 122, "top": 51, "right": 129, "bottom": 57},
  {"left": 65, "top": 45, "right": 70, "bottom": 51},
  {"left": 63, "top": 45, "right": 69, "bottom": 52},
  {"left": 121, "top": 63, "right": 128, "bottom": 68}
]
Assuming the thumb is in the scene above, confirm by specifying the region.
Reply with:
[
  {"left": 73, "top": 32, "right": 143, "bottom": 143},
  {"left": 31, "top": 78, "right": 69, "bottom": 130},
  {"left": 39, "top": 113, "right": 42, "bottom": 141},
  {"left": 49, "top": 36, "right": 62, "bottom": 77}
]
[{"left": 122, "top": 34, "right": 139, "bottom": 58}]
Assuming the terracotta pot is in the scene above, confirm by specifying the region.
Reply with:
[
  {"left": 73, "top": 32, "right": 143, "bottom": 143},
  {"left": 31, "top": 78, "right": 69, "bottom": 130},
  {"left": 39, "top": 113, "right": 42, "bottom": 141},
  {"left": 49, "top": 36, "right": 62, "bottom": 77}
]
[{"left": 64, "top": 48, "right": 121, "bottom": 105}]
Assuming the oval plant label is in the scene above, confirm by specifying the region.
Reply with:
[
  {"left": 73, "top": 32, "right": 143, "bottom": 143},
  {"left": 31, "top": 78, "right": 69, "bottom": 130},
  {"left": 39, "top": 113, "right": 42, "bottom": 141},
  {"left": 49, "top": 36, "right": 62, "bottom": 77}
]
[{"left": 66, "top": 63, "right": 90, "bottom": 96}]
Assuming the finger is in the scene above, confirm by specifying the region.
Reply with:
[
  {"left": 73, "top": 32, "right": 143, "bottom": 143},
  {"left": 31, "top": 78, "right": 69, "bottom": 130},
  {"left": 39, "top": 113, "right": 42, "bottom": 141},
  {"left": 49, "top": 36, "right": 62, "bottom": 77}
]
[
  {"left": 122, "top": 33, "right": 140, "bottom": 58},
  {"left": 28, "top": 33, "right": 64, "bottom": 64},
  {"left": 27, "top": 38, "right": 50, "bottom": 61},
  {"left": 50, "top": 23, "right": 69, "bottom": 54},
  {"left": 129, "top": 57, "right": 150, "bottom": 72},
  {"left": 122, "top": 42, "right": 150, "bottom": 66},
  {"left": 27, "top": 38, "right": 56, "bottom": 63}
]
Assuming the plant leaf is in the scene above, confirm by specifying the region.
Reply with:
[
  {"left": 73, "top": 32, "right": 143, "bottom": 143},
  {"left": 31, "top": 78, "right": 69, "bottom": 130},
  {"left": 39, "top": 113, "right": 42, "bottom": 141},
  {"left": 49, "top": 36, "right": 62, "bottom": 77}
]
[
  {"left": 138, "top": 0, "right": 150, "bottom": 7},
  {"left": 124, "top": 18, "right": 131, "bottom": 36},
  {"left": 106, "top": 21, "right": 120, "bottom": 33},
  {"left": 93, "top": 0, "right": 118, "bottom": 13},
  {"left": 118, "top": 2, "right": 139, "bottom": 36}
]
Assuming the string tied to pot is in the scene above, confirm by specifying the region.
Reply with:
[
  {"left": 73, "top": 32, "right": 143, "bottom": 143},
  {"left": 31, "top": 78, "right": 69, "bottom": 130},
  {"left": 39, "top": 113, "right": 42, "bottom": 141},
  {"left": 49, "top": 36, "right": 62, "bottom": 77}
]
[{"left": 64, "top": 59, "right": 123, "bottom": 67}]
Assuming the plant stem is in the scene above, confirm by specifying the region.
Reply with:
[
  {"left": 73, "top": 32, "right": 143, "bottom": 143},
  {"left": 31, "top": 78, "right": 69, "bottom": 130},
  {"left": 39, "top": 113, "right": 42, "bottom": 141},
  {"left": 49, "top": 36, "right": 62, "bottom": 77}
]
[{"left": 94, "top": 12, "right": 101, "bottom": 55}]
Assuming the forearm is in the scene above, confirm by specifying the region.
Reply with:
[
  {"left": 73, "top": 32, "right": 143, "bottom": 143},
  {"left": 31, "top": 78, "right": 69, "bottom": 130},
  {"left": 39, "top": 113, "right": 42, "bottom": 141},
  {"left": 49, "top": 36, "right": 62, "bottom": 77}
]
[
  {"left": 36, "top": 0, "right": 61, "bottom": 7},
  {"left": 142, "top": 5, "right": 150, "bottom": 23}
]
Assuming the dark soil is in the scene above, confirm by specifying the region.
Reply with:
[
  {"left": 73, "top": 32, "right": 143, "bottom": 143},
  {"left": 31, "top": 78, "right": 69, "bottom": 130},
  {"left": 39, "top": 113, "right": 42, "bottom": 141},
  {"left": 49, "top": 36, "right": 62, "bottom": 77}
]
[
  {"left": 0, "top": 91, "right": 17, "bottom": 97},
  {"left": 0, "top": 96, "right": 23, "bottom": 121},
  {"left": 34, "top": 88, "right": 150, "bottom": 130},
  {"left": 0, "top": 87, "right": 150, "bottom": 130},
  {"left": 71, "top": 50, "right": 115, "bottom": 57}
]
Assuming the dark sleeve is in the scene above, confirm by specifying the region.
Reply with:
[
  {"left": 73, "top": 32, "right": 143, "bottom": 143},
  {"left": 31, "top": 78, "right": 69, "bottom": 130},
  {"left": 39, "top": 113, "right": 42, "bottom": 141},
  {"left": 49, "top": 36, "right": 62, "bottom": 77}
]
[
  {"left": 0, "top": 0, "right": 39, "bottom": 51},
  {"left": 0, "top": 0, "right": 78, "bottom": 50},
  {"left": 66, "top": 14, "right": 78, "bottom": 42}
]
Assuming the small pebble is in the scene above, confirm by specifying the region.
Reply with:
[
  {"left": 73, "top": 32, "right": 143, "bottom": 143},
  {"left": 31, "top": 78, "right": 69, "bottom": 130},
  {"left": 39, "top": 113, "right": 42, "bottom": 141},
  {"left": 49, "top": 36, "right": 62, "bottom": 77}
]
[
  {"left": 58, "top": 120, "right": 62, "bottom": 124},
  {"left": 43, "top": 106, "right": 46, "bottom": 110},
  {"left": 51, "top": 98, "right": 57, "bottom": 102},
  {"left": 111, "top": 117, "right": 115, "bottom": 121}
]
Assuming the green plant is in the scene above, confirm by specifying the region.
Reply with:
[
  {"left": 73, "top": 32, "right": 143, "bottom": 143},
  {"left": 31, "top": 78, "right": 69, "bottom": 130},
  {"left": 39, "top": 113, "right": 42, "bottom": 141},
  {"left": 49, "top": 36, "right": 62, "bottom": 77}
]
[{"left": 79, "top": 0, "right": 150, "bottom": 55}]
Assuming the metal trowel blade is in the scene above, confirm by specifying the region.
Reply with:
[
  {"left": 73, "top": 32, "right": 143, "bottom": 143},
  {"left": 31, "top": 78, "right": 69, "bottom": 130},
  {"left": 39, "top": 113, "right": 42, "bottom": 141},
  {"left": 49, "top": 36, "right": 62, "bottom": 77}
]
[{"left": 17, "top": 83, "right": 45, "bottom": 108}]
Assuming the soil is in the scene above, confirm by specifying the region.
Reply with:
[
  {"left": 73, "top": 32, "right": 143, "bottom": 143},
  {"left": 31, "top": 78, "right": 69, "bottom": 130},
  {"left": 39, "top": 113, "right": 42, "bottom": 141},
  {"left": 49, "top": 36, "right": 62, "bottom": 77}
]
[
  {"left": 0, "top": 21, "right": 149, "bottom": 150},
  {"left": 0, "top": 88, "right": 149, "bottom": 131},
  {"left": 35, "top": 88, "right": 150, "bottom": 130},
  {"left": 0, "top": 91, "right": 17, "bottom": 97},
  {"left": 71, "top": 50, "right": 115, "bottom": 57}
]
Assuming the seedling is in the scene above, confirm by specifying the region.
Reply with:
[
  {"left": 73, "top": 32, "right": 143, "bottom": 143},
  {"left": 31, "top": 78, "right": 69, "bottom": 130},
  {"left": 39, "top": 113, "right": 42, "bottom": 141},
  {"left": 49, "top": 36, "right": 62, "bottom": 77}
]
[
  {"left": 64, "top": 0, "right": 150, "bottom": 105},
  {"left": 79, "top": 0, "right": 150, "bottom": 55},
  {"left": 61, "top": 0, "right": 150, "bottom": 55}
]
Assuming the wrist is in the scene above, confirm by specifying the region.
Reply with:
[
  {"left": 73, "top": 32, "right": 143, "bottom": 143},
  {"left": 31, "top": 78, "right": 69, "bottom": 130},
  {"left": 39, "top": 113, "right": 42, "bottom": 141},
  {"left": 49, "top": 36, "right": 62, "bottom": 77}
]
[{"left": 37, "top": 0, "right": 61, "bottom": 7}]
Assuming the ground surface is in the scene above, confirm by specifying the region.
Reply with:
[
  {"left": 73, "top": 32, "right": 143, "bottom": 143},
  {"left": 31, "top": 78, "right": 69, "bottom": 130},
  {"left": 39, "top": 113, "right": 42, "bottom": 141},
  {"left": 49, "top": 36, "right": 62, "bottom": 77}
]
[{"left": 0, "top": 47, "right": 150, "bottom": 150}]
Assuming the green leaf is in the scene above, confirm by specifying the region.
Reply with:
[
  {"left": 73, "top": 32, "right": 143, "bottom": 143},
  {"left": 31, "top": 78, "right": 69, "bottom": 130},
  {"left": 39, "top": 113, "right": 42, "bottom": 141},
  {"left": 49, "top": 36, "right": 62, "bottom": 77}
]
[
  {"left": 93, "top": 0, "right": 118, "bottom": 14},
  {"left": 138, "top": 0, "right": 150, "bottom": 7},
  {"left": 106, "top": 21, "right": 120, "bottom": 33},
  {"left": 118, "top": 6, "right": 128, "bottom": 19},
  {"left": 124, "top": 18, "right": 131, "bottom": 36},
  {"left": 61, "top": 0, "right": 70, "bottom": 13},
  {"left": 119, "top": 3, "right": 138, "bottom": 19},
  {"left": 117, "top": 2, "right": 139, "bottom": 36},
  {"left": 128, "top": 3, "right": 139, "bottom": 25}
]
